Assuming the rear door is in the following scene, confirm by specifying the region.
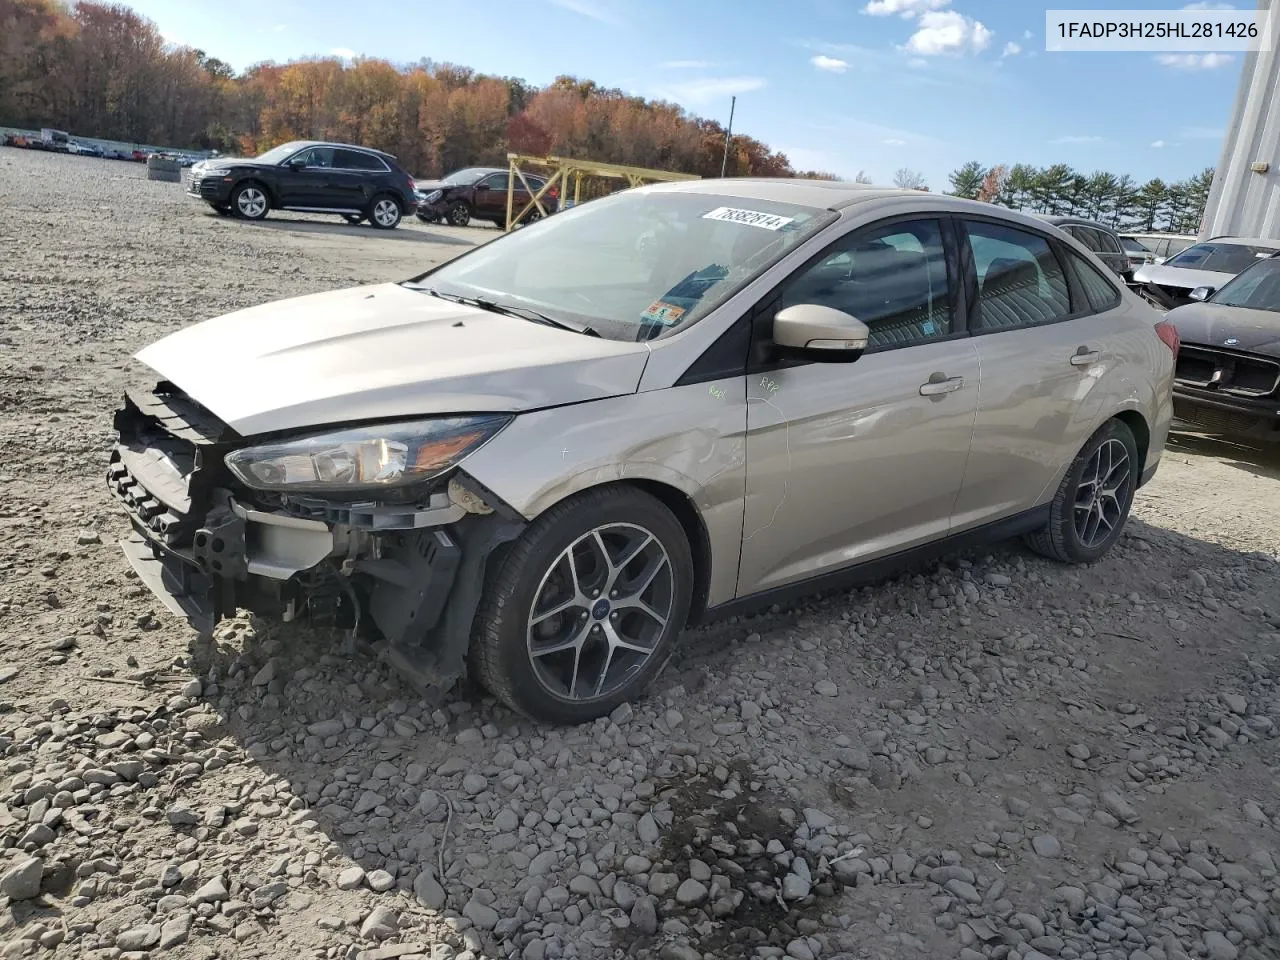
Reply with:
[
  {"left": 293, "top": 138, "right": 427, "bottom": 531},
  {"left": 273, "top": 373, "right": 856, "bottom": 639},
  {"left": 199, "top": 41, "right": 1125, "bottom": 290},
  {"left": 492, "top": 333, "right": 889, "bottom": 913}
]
[
  {"left": 951, "top": 217, "right": 1125, "bottom": 530},
  {"left": 737, "top": 216, "right": 981, "bottom": 595},
  {"left": 330, "top": 149, "right": 386, "bottom": 210}
]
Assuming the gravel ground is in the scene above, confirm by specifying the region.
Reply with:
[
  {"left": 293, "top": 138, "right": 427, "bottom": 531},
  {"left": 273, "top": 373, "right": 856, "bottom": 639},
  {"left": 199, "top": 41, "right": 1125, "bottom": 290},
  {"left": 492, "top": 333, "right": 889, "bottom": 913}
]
[{"left": 2, "top": 146, "right": 1279, "bottom": 960}]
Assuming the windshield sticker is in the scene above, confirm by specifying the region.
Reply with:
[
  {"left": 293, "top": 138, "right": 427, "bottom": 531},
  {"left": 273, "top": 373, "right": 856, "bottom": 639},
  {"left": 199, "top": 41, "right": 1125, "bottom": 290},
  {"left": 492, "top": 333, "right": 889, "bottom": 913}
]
[
  {"left": 641, "top": 300, "right": 687, "bottom": 326},
  {"left": 702, "top": 206, "right": 795, "bottom": 231}
]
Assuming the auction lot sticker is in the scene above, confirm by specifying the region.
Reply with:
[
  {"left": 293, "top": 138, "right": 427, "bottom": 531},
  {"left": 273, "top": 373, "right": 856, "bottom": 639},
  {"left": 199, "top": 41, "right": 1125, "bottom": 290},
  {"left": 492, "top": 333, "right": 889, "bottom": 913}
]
[{"left": 702, "top": 207, "right": 795, "bottom": 231}]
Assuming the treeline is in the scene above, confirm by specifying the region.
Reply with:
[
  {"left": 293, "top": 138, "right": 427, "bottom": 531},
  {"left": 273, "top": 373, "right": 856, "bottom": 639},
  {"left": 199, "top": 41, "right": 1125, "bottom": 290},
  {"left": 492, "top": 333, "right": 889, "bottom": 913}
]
[
  {"left": 0, "top": 0, "right": 834, "bottom": 180},
  {"left": 948, "top": 161, "right": 1214, "bottom": 234}
]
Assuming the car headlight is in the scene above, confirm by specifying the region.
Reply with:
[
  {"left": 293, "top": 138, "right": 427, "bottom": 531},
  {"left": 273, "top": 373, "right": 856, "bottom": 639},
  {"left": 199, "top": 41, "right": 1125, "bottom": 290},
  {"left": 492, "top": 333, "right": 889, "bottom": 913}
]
[
  {"left": 224, "top": 415, "right": 510, "bottom": 492},
  {"left": 424, "top": 189, "right": 443, "bottom": 203}
]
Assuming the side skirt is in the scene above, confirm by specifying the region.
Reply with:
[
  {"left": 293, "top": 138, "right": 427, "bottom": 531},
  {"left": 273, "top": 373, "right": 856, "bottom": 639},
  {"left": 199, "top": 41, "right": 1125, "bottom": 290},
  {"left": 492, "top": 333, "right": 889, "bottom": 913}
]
[{"left": 697, "top": 505, "right": 1051, "bottom": 626}]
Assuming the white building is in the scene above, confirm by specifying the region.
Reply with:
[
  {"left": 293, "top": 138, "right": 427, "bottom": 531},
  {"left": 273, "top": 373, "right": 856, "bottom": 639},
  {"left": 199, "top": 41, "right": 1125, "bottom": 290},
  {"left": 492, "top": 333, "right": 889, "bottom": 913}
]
[{"left": 1201, "top": 0, "right": 1280, "bottom": 239}]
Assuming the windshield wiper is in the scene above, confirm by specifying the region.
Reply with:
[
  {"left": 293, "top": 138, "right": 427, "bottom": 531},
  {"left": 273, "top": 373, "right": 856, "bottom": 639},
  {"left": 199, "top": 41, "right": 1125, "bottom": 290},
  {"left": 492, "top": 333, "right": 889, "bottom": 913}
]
[{"left": 412, "top": 286, "right": 599, "bottom": 337}]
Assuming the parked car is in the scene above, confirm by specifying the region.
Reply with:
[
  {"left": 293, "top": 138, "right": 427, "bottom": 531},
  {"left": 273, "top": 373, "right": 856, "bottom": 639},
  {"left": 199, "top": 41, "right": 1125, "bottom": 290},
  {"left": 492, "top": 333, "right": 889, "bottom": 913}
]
[
  {"left": 67, "top": 140, "right": 104, "bottom": 157},
  {"left": 1132, "top": 236, "right": 1280, "bottom": 309},
  {"left": 186, "top": 140, "right": 419, "bottom": 228},
  {"left": 415, "top": 167, "right": 559, "bottom": 227},
  {"left": 1037, "top": 216, "right": 1131, "bottom": 281},
  {"left": 1121, "top": 232, "right": 1196, "bottom": 262},
  {"left": 1164, "top": 252, "right": 1280, "bottom": 442},
  {"left": 108, "top": 182, "right": 1175, "bottom": 723},
  {"left": 1119, "top": 235, "right": 1156, "bottom": 275}
]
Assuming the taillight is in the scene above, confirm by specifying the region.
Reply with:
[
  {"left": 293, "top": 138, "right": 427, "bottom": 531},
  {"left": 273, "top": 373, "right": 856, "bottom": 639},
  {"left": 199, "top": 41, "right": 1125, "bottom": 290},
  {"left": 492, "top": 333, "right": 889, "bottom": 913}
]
[
  {"left": 549, "top": 187, "right": 559, "bottom": 200},
  {"left": 1154, "top": 319, "right": 1180, "bottom": 358}
]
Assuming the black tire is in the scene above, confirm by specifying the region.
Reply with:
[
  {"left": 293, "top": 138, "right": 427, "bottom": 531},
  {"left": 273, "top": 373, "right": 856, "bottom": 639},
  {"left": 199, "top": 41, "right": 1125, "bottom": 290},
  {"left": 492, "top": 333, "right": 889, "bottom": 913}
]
[
  {"left": 1023, "top": 419, "right": 1139, "bottom": 564},
  {"left": 446, "top": 201, "right": 471, "bottom": 227},
  {"left": 231, "top": 181, "right": 270, "bottom": 220},
  {"left": 368, "top": 194, "right": 402, "bottom": 230},
  {"left": 470, "top": 486, "right": 693, "bottom": 724}
]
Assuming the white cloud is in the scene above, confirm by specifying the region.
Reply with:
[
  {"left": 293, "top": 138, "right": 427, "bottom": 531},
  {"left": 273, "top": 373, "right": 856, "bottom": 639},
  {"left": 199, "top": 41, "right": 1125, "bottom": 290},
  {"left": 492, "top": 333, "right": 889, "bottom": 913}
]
[
  {"left": 331, "top": 47, "right": 356, "bottom": 58},
  {"left": 905, "top": 10, "right": 993, "bottom": 55},
  {"left": 811, "top": 55, "right": 850, "bottom": 73},
  {"left": 548, "top": 0, "right": 620, "bottom": 24},
  {"left": 1183, "top": 2, "right": 1233, "bottom": 9},
  {"left": 1050, "top": 135, "right": 1103, "bottom": 144},
  {"left": 863, "top": 0, "right": 949, "bottom": 17},
  {"left": 907, "top": 57, "right": 929, "bottom": 68},
  {"left": 659, "top": 60, "right": 712, "bottom": 69},
  {"left": 1001, "top": 41, "right": 1021, "bottom": 57},
  {"left": 882, "top": 138, "right": 907, "bottom": 145},
  {"left": 1023, "top": 29, "right": 1033, "bottom": 39},
  {"left": 659, "top": 76, "right": 767, "bottom": 106},
  {"left": 1155, "top": 52, "right": 1235, "bottom": 69},
  {"left": 1151, "top": 140, "right": 1166, "bottom": 148},
  {"left": 269, "top": 23, "right": 287, "bottom": 32}
]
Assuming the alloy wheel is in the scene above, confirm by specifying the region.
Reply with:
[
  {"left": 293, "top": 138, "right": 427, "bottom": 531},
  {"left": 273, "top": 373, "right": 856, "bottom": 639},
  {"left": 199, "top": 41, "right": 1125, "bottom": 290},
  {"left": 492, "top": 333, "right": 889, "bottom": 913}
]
[
  {"left": 372, "top": 199, "right": 399, "bottom": 227},
  {"left": 236, "top": 187, "right": 266, "bottom": 218},
  {"left": 526, "top": 523, "right": 674, "bottom": 703},
  {"left": 1073, "top": 438, "right": 1131, "bottom": 548}
]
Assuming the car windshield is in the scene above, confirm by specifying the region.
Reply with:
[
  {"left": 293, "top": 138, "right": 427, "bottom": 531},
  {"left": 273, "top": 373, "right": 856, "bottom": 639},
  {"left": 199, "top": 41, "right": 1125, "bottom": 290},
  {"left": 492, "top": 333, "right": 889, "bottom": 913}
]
[
  {"left": 255, "top": 142, "right": 306, "bottom": 164},
  {"left": 1164, "top": 241, "right": 1278, "bottom": 274},
  {"left": 442, "top": 168, "right": 492, "bottom": 185},
  {"left": 1121, "top": 237, "right": 1151, "bottom": 253},
  {"left": 407, "top": 190, "right": 833, "bottom": 341},
  {"left": 1208, "top": 256, "right": 1280, "bottom": 311}
]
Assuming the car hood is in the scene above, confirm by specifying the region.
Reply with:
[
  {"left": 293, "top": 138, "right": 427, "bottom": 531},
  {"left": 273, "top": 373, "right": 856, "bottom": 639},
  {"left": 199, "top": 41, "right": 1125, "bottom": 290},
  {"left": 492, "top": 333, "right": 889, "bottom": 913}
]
[
  {"left": 135, "top": 283, "right": 651, "bottom": 436},
  {"left": 1131, "top": 263, "right": 1235, "bottom": 290},
  {"left": 1166, "top": 301, "right": 1280, "bottom": 357},
  {"left": 414, "top": 180, "right": 454, "bottom": 192}
]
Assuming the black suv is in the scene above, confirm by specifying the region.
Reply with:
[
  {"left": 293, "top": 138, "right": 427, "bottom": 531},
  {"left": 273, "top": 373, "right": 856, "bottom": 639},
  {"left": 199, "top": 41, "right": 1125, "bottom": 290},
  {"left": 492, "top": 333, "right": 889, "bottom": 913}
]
[
  {"left": 187, "top": 140, "right": 419, "bottom": 229},
  {"left": 1037, "top": 216, "right": 1132, "bottom": 281}
]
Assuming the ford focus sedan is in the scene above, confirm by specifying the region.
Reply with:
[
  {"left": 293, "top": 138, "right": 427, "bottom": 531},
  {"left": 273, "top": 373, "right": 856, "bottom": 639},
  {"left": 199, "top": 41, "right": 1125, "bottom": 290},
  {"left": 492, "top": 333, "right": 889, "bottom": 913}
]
[{"left": 109, "top": 180, "right": 1176, "bottom": 724}]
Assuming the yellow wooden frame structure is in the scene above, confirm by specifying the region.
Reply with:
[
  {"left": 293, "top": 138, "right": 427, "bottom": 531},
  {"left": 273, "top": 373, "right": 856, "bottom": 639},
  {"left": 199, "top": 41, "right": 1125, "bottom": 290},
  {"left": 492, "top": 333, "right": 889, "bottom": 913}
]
[{"left": 504, "top": 153, "right": 699, "bottom": 231}]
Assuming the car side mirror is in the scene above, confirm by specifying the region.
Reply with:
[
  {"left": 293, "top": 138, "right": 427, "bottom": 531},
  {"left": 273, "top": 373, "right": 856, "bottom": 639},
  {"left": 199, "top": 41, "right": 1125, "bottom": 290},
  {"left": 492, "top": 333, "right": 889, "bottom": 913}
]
[
  {"left": 1189, "top": 285, "right": 1214, "bottom": 302},
  {"left": 1153, "top": 256, "right": 1166, "bottom": 265},
  {"left": 474, "top": 183, "right": 490, "bottom": 191},
  {"left": 286, "top": 158, "right": 306, "bottom": 170},
  {"left": 773, "top": 304, "right": 869, "bottom": 361}
]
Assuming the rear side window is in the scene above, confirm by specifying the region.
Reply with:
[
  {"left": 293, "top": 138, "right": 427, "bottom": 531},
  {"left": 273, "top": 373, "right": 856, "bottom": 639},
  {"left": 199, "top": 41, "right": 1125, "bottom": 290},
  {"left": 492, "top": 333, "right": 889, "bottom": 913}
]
[
  {"left": 1096, "top": 230, "right": 1123, "bottom": 255},
  {"left": 963, "top": 220, "right": 1072, "bottom": 330},
  {"left": 1067, "top": 251, "right": 1122, "bottom": 312},
  {"left": 334, "top": 149, "right": 387, "bottom": 171}
]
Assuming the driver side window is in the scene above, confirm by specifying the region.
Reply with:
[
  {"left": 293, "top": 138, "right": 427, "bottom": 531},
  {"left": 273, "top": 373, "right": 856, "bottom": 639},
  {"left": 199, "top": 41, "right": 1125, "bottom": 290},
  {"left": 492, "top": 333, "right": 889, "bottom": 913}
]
[
  {"left": 778, "top": 219, "right": 953, "bottom": 348},
  {"left": 293, "top": 147, "right": 335, "bottom": 169}
]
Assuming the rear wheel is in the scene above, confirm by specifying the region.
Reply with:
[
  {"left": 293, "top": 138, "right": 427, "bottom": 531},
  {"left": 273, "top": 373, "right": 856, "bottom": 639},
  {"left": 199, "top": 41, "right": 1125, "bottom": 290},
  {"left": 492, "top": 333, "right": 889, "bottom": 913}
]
[
  {"left": 447, "top": 201, "right": 471, "bottom": 227},
  {"left": 1024, "top": 419, "right": 1138, "bottom": 563},
  {"left": 368, "top": 195, "right": 402, "bottom": 229},
  {"left": 470, "top": 487, "right": 693, "bottom": 724},
  {"left": 232, "top": 183, "right": 269, "bottom": 220}
]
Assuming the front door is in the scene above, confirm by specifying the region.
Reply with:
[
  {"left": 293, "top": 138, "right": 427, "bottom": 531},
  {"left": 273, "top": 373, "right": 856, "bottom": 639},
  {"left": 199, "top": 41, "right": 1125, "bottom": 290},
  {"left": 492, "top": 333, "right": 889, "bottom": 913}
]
[
  {"left": 274, "top": 146, "right": 336, "bottom": 208},
  {"left": 473, "top": 173, "right": 508, "bottom": 220},
  {"left": 737, "top": 218, "right": 980, "bottom": 596}
]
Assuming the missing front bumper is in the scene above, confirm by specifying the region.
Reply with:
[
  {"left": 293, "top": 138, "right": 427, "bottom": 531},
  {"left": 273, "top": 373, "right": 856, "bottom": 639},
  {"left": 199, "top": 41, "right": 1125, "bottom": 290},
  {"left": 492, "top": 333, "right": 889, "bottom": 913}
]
[{"left": 120, "top": 533, "right": 218, "bottom": 632}]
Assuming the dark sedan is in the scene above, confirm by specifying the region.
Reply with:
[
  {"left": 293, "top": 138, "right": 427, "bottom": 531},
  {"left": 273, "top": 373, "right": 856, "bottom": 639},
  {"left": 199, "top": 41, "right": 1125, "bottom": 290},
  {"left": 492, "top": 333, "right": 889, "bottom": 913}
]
[
  {"left": 1037, "top": 216, "right": 1131, "bottom": 281},
  {"left": 186, "top": 140, "right": 419, "bottom": 229},
  {"left": 415, "top": 167, "right": 558, "bottom": 227},
  {"left": 1165, "top": 253, "right": 1280, "bottom": 442}
]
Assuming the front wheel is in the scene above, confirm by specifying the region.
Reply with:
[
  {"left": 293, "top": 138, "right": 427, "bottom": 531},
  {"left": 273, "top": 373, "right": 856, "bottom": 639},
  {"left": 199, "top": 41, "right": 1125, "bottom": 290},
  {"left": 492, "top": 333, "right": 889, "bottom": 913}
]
[
  {"left": 1024, "top": 419, "right": 1138, "bottom": 563},
  {"left": 231, "top": 183, "right": 269, "bottom": 220},
  {"left": 446, "top": 201, "right": 471, "bottom": 227},
  {"left": 368, "top": 196, "right": 402, "bottom": 229},
  {"left": 470, "top": 487, "right": 693, "bottom": 724}
]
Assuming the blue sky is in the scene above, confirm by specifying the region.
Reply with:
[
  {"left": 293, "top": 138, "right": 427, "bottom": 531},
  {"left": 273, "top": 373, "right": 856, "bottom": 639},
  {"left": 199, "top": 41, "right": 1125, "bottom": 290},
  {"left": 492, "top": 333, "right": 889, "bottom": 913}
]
[{"left": 129, "top": 0, "right": 1243, "bottom": 189}]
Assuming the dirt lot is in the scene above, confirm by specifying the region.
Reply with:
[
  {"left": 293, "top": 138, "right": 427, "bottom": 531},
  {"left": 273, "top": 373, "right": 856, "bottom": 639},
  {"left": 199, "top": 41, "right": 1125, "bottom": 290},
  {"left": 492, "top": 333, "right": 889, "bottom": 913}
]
[{"left": 1, "top": 147, "right": 1279, "bottom": 960}]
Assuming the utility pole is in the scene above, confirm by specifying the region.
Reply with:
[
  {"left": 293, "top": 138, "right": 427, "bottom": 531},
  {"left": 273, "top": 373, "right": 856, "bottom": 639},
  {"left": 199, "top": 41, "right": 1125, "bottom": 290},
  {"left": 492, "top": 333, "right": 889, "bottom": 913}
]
[{"left": 720, "top": 95, "right": 736, "bottom": 178}]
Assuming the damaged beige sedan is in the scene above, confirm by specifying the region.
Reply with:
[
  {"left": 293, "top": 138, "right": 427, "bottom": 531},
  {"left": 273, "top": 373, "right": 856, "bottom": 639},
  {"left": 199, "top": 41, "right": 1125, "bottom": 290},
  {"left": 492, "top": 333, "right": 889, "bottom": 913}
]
[{"left": 109, "top": 180, "right": 1177, "bottom": 723}]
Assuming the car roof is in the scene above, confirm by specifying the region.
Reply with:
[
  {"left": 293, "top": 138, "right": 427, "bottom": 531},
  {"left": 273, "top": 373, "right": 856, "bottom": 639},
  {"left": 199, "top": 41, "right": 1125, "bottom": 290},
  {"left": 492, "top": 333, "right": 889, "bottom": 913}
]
[
  {"left": 1201, "top": 235, "right": 1280, "bottom": 247},
  {"left": 644, "top": 178, "right": 1083, "bottom": 229},
  {"left": 288, "top": 139, "right": 395, "bottom": 159},
  {"left": 1035, "top": 215, "right": 1116, "bottom": 231}
]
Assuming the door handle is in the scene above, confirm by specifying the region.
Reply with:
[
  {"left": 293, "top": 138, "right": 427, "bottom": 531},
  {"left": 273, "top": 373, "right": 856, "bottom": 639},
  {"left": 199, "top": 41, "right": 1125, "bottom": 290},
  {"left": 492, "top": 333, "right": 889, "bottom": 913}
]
[
  {"left": 919, "top": 376, "right": 965, "bottom": 396},
  {"left": 1070, "top": 349, "right": 1101, "bottom": 366}
]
